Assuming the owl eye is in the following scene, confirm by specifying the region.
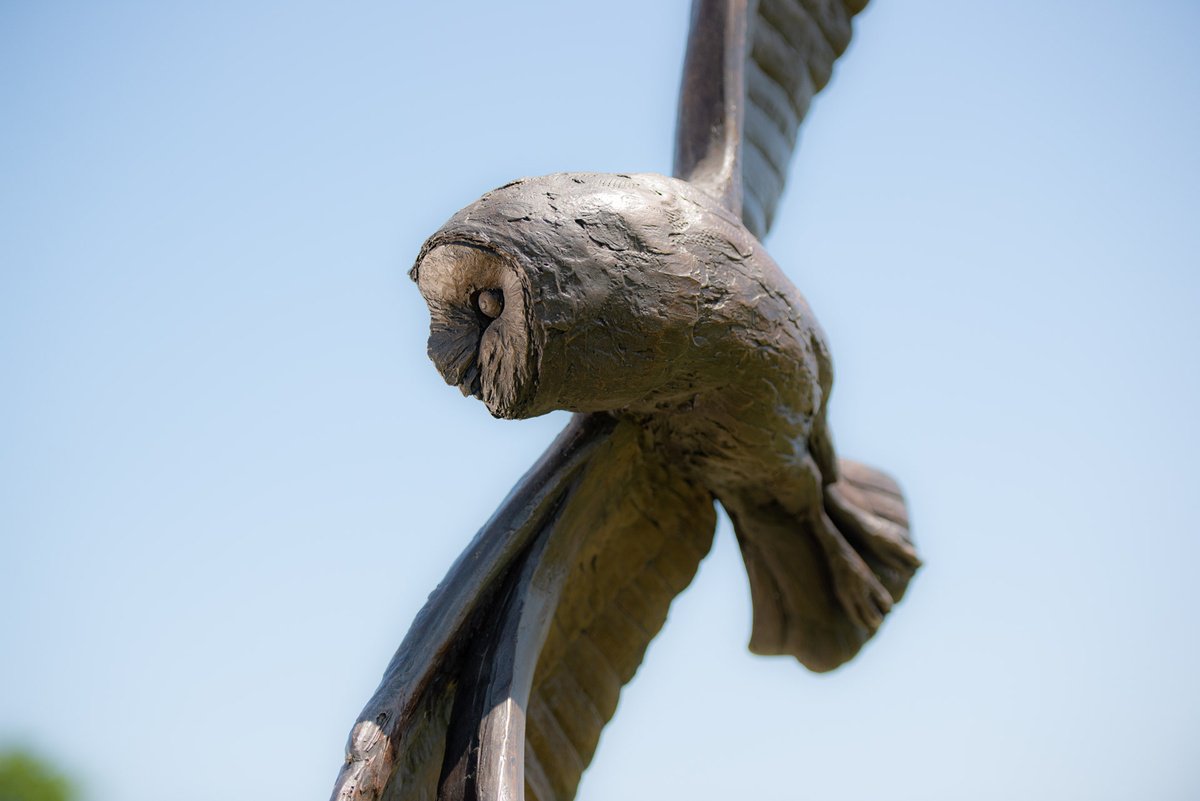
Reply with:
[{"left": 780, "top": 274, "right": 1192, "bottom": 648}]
[{"left": 476, "top": 288, "right": 504, "bottom": 319}]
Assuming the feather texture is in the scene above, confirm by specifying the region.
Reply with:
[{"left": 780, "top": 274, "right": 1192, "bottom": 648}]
[{"left": 675, "top": 0, "right": 868, "bottom": 239}]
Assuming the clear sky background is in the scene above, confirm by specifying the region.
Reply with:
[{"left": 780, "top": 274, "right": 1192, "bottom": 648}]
[{"left": 2, "top": 1, "right": 1198, "bottom": 800}]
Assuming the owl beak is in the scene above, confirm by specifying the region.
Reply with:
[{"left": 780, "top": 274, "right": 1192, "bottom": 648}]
[{"left": 456, "top": 362, "right": 483, "bottom": 400}]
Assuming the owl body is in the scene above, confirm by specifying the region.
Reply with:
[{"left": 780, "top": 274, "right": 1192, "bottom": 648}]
[
  {"left": 413, "top": 172, "right": 917, "bottom": 669},
  {"left": 413, "top": 171, "right": 832, "bottom": 471}
]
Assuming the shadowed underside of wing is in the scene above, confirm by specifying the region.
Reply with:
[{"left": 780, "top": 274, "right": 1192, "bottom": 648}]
[
  {"left": 334, "top": 415, "right": 614, "bottom": 801},
  {"left": 675, "top": 0, "right": 870, "bottom": 239},
  {"left": 335, "top": 416, "right": 716, "bottom": 801}
]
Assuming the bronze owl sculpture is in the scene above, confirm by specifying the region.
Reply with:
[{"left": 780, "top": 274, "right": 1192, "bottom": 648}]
[{"left": 332, "top": 2, "right": 919, "bottom": 801}]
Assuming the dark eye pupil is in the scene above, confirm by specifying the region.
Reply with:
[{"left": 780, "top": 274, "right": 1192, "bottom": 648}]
[{"left": 477, "top": 289, "right": 503, "bottom": 319}]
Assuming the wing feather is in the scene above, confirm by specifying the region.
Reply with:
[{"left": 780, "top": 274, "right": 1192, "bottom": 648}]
[
  {"left": 675, "top": 0, "right": 869, "bottom": 239},
  {"left": 522, "top": 421, "right": 716, "bottom": 801},
  {"left": 331, "top": 417, "right": 716, "bottom": 801},
  {"left": 331, "top": 414, "right": 614, "bottom": 801}
]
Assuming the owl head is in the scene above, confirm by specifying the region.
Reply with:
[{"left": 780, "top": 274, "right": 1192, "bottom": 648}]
[
  {"left": 410, "top": 241, "right": 537, "bottom": 419},
  {"left": 411, "top": 171, "right": 756, "bottom": 419}
]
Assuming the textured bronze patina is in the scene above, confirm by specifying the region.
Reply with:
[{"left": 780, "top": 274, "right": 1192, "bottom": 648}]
[{"left": 331, "top": 2, "right": 918, "bottom": 800}]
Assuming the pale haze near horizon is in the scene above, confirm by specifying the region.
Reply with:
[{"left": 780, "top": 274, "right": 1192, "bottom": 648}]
[{"left": 2, "top": 2, "right": 1198, "bottom": 800}]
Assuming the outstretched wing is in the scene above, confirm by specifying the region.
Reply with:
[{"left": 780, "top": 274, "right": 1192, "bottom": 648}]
[
  {"left": 674, "top": 0, "right": 870, "bottom": 238},
  {"left": 330, "top": 415, "right": 716, "bottom": 801}
]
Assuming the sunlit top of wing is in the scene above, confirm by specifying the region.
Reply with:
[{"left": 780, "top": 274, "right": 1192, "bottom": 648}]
[
  {"left": 522, "top": 419, "right": 716, "bottom": 801},
  {"left": 673, "top": 0, "right": 870, "bottom": 240}
]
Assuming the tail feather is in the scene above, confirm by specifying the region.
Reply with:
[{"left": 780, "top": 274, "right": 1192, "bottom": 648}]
[
  {"left": 827, "top": 460, "right": 920, "bottom": 604},
  {"left": 726, "top": 459, "right": 920, "bottom": 673}
]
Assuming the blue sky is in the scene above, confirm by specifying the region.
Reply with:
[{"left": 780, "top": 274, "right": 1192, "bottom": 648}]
[{"left": 2, "top": 1, "right": 1198, "bottom": 799}]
